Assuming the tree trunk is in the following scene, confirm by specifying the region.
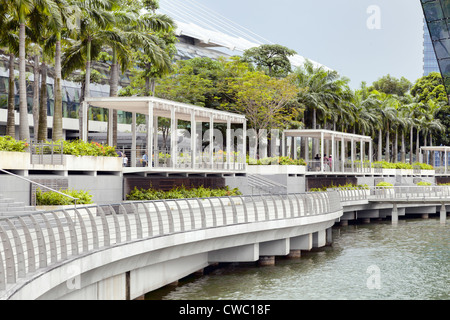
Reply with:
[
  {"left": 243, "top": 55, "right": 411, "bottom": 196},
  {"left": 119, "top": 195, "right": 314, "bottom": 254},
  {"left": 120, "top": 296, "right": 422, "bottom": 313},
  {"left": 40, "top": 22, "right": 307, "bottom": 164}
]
[
  {"left": 108, "top": 47, "right": 119, "bottom": 147},
  {"left": 79, "top": 40, "right": 91, "bottom": 139},
  {"left": 19, "top": 22, "right": 30, "bottom": 142},
  {"left": 410, "top": 127, "right": 413, "bottom": 164},
  {"left": 38, "top": 62, "right": 48, "bottom": 142},
  {"left": 416, "top": 128, "right": 420, "bottom": 163},
  {"left": 378, "top": 128, "right": 382, "bottom": 161},
  {"left": 32, "top": 55, "right": 40, "bottom": 141},
  {"left": 6, "top": 53, "right": 16, "bottom": 138},
  {"left": 401, "top": 131, "right": 406, "bottom": 163},
  {"left": 429, "top": 133, "right": 434, "bottom": 166},
  {"left": 385, "top": 122, "right": 390, "bottom": 162},
  {"left": 394, "top": 129, "right": 398, "bottom": 163},
  {"left": 52, "top": 35, "right": 63, "bottom": 141}
]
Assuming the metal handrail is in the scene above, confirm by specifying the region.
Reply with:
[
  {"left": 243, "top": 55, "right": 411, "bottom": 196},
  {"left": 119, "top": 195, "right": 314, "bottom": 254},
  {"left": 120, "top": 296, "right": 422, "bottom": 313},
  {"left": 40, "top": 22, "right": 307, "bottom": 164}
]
[{"left": 0, "top": 168, "right": 78, "bottom": 206}]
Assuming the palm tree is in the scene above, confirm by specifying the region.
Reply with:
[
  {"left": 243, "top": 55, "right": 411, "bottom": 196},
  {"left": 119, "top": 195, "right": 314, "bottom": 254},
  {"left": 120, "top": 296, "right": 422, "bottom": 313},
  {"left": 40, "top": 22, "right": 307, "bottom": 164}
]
[
  {"left": 62, "top": 0, "right": 116, "bottom": 138},
  {"left": 51, "top": 0, "right": 78, "bottom": 141},
  {"left": 0, "top": 6, "right": 19, "bottom": 138},
  {"left": 8, "top": 0, "right": 35, "bottom": 142},
  {"left": 369, "top": 91, "right": 397, "bottom": 161},
  {"left": 295, "top": 60, "right": 343, "bottom": 130}
]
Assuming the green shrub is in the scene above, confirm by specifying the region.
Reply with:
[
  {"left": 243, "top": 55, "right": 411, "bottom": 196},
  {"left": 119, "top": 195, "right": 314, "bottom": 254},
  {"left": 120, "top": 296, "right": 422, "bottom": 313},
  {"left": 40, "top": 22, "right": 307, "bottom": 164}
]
[
  {"left": 61, "top": 140, "right": 118, "bottom": 157},
  {"left": 413, "top": 162, "right": 434, "bottom": 170},
  {"left": 126, "top": 185, "right": 242, "bottom": 201},
  {"left": 0, "top": 136, "right": 29, "bottom": 152},
  {"left": 416, "top": 181, "right": 432, "bottom": 186},
  {"left": 376, "top": 181, "right": 393, "bottom": 188},
  {"left": 247, "top": 156, "right": 306, "bottom": 166},
  {"left": 36, "top": 188, "right": 93, "bottom": 206}
]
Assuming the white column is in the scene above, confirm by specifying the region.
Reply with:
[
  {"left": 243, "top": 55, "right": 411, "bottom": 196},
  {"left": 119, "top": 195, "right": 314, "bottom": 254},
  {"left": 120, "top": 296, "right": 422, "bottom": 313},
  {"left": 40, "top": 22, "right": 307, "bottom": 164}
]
[
  {"left": 351, "top": 138, "right": 354, "bottom": 172},
  {"left": 191, "top": 110, "right": 197, "bottom": 170},
  {"left": 281, "top": 132, "right": 286, "bottom": 157},
  {"left": 226, "top": 118, "right": 231, "bottom": 170},
  {"left": 369, "top": 140, "right": 373, "bottom": 169},
  {"left": 320, "top": 131, "right": 324, "bottom": 172},
  {"left": 171, "top": 106, "right": 177, "bottom": 169},
  {"left": 331, "top": 134, "right": 335, "bottom": 172},
  {"left": 209, "top": 114, "right": 214, "bottom": 169},
  {"left": 153, "top": 115, "right": 158, "bottom": 168},
  {"left": 107, "top": 108, "right": 114, "bottom": 146},
  {"left": 341, "top": 137, "right": 345, "bottom": 172},
  {"left": 131, "top": 112, "right": 136, "bottom": 167},
  {"left": 147, "top": 101, "right": 154, "bottom": 169},
  {"left": 242, "top": 121, "right": 247, "bottom": 169},
  {"left": 81, "top": 101, "right": 89, "bottom": 142}
]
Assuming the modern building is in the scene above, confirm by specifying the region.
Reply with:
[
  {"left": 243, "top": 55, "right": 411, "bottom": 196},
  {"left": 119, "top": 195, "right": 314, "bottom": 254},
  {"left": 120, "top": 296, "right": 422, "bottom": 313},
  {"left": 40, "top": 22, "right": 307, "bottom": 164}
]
[
  {"left": 421, "top": 0, "right": 450, "bottom": 96},
  {"left": 423, "top": 19, "right": 440, "bottom": 76}
]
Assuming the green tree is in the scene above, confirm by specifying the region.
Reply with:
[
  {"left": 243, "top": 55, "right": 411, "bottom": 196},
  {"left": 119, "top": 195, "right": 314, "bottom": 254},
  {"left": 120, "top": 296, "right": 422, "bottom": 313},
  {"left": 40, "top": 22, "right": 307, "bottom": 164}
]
[
  {"left": 370, "top": 74, "right": 412, "bottom": 96},
  {"left": 242, "top": 44, "right": 297, "bottom": 77}
]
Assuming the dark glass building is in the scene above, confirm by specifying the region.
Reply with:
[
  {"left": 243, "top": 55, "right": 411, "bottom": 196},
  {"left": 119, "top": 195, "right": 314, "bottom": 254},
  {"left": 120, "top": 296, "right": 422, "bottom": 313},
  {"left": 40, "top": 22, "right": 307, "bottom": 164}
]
[{"left": 421, "top": 0, "right": 450, "bottom": 96}]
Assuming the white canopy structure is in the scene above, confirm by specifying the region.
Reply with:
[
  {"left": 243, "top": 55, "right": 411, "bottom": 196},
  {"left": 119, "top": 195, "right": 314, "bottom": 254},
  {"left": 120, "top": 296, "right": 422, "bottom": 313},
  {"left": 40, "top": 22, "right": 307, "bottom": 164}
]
[
  {"left": 420, "top": 146, "right": 450, "bottom": 174},
  {"left": 82, "top": 97, "right": 247, "bottom": 173},
  {"left": 282, "top": 129, "right": 373, "bottom": 174}
]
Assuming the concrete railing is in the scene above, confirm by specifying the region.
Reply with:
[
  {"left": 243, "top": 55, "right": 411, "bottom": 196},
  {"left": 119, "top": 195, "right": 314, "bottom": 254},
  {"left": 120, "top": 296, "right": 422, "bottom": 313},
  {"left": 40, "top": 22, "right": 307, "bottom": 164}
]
[
  {"left": 335, "top": 186, "right": 450, "bottom": 202},
  {"left": 0, "top": 191, "right": 341, "bottom": 292}
]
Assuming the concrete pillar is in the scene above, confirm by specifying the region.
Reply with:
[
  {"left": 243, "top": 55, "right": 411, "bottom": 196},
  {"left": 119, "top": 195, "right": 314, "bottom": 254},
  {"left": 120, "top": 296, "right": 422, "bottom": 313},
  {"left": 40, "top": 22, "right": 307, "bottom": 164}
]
[
  {"left": 326, "top": 227, "right": 332, "bottom": 245},
  {"left": 290, "top": 234, "right": 312, "bottom": 251},
  {"left": 392, "top": 203, "right": 398, "bottom": 224},
  {"left": 287, "top": 250, "right": 301, "bottom": 259},
  {"left": 208, "top": 244, "right": 259, "bottom": 263},
  {"left": 313, "top": 230, "right": 326, "bottom": 248},
  {"left": 440, "top": 204, "right": 447, "bottom": 225},
  {"left": 258, "top": 256, "right": 275, "bottom": 266}
]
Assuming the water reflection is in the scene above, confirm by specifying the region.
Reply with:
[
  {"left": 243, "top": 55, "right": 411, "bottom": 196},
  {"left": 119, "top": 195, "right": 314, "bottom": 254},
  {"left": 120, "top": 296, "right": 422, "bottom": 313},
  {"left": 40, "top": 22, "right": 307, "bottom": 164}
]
[{"left": 146, "top": 219, "right": 449, "bottom": 300}]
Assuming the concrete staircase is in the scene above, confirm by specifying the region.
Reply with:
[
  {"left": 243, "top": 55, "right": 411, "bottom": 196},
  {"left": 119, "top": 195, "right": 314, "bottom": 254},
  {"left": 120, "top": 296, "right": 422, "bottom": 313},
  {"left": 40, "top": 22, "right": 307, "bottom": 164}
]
[
  {"left": 0, "top": 194, "right": 40, "bottom": 217},
  {"left": 247, "top": 174, "right": 288, "bottom": 195}
]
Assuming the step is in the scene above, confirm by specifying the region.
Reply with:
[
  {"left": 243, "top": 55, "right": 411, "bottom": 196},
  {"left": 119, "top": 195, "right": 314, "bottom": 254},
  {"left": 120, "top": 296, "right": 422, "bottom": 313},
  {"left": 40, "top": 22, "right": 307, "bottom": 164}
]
[{"left": 0, "top": 198, "right": 14, "bottom": 204}]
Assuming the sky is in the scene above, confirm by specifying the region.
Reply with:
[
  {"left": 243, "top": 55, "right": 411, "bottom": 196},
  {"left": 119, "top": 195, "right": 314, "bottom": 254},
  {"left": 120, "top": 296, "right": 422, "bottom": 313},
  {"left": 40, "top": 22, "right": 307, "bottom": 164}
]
[{"left": 159, "top": 0, "right": 425, "bottom": 89}]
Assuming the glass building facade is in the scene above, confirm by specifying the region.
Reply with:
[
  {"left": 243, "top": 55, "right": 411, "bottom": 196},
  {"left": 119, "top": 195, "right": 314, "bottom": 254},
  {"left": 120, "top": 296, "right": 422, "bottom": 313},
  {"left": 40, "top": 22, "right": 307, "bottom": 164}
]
[
  {"left": 423, "top": 19, "right": 441, "bottom": 75},
  {"left": 421, "top": 0, "right": 450, "bottom": 95}
]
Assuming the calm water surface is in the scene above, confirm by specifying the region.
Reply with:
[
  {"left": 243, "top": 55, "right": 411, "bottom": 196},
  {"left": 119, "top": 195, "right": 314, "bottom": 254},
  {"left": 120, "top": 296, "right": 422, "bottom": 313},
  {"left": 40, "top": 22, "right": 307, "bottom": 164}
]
[{"left": 146, "top": 218, "right": 449, "bottom": 300}]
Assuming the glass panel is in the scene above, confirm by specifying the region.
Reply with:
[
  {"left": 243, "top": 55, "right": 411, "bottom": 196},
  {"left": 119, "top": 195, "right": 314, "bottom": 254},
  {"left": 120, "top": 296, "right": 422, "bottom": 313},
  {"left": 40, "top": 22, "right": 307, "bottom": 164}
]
[
  {"left": 441, "top": 0, "right": 450, "bottom": 16},
  {"left": 434, "top": 39, "right": 450, "bottom": 59},
  {"left": 424, "top": 1, "right": 444, "bottom": 21},
  {"left": 438, "top": 58, "right": 450, "bottom": 77},
  {"left": 428, "top": 20, "right": 450, "bottom": 40}
]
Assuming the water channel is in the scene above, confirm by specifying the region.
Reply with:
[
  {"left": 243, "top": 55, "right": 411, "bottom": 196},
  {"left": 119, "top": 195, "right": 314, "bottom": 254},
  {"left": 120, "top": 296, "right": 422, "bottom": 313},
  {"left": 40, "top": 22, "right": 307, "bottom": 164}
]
[{"left": 146, "top": 218, "right": 449, "bottom": 300}]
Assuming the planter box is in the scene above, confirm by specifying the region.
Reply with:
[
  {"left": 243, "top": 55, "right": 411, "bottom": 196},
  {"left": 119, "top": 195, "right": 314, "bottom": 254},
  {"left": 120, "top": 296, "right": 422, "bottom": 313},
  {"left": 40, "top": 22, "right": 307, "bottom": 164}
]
[
  {"left": 420, "top": 170, "right": 435, "bottom": 176},
  {"left": 0, "top": 151, "right": 30, "bottom": 170},
  {"left": 381, "top": 168, "right": 396, "bottom": 176},
  {"left": 63, "top": 155, "right": 122, "bottom": 172},
  {"left": 247, "top": 165, "right": 306, "bottom": 175},
  {"left": 397, "top": 169, "right": 413, "bottom": 176}
]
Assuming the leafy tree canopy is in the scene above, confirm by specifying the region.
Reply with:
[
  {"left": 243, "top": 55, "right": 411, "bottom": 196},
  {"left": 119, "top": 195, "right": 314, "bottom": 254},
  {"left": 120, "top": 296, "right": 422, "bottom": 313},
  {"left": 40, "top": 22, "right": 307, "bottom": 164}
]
[
  {"left": 369, "top": 74, "right": 412, "bottom": 96},
  {"left": 410, "top": 71, "right": 448, "bottom": 104},
  {"left": 242, "top": 44, "right": 297, "bottom": 78}
]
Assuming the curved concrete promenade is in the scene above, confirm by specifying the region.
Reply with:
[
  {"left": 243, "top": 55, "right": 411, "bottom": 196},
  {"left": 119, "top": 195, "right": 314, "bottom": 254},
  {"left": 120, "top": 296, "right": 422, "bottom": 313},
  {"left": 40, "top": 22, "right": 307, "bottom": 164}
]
[{"left": 0, "top": 192, "right": 342, "bottom": 300}]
